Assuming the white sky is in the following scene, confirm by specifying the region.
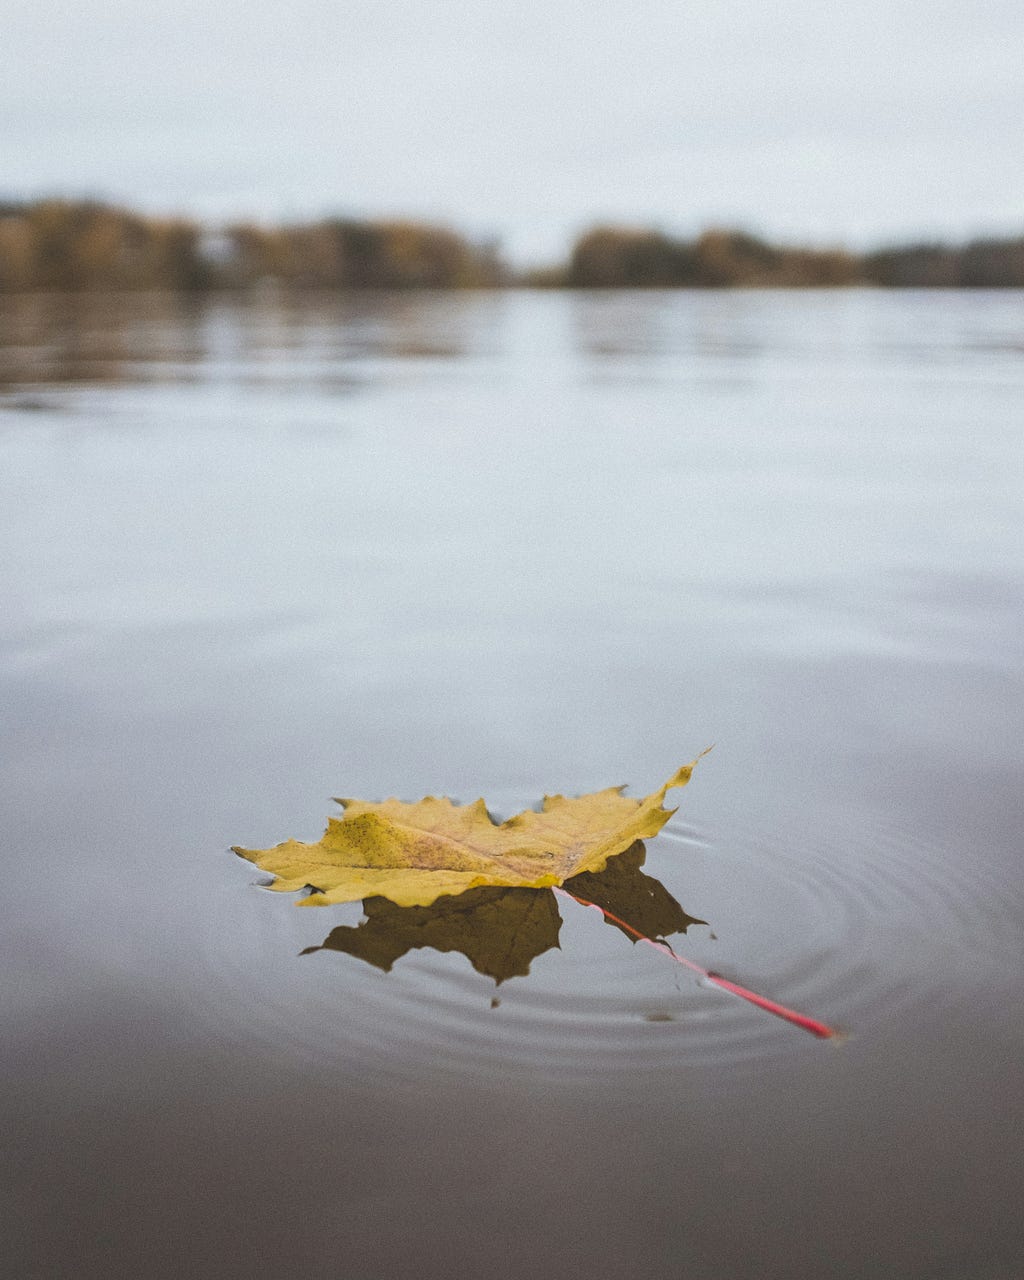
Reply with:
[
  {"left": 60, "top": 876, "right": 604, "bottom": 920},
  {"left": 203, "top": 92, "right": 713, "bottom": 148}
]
[{"left": 2, "top": 0, "right": 1022, "bottom": 264}]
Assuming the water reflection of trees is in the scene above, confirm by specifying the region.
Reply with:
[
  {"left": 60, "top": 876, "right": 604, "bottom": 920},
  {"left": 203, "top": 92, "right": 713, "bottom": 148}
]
[
  {"left": 0, "top": 290, "right": 486, "bottom": 391},
  {"left": 0, "top": 292, "right": 208, "bottom": 389},
  {"left": 303, "top": 840, "right": 705, "bottom": 984}
]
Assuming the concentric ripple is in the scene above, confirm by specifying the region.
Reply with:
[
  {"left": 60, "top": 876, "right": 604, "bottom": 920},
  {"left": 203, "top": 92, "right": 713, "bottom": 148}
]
[{"left": 185, "top": 813, "right": 1018, "bottom": 1083}]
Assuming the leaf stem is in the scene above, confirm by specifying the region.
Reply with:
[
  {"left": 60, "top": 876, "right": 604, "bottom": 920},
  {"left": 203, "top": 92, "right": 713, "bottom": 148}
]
[{"left": 553, "top": 887, "right": 837, "bottom": 1040}]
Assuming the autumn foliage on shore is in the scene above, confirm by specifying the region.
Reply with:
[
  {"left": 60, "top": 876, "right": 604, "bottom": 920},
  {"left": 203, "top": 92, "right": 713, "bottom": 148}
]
[
  {"left": 548, "top": 224, "right": 1024, "bottom": 288},
  {"left": 0, "top": 200, "right": 503, "bottom": 291},
  {"left": 2, "top": 198, "right": 1023, "bottom": 291}
]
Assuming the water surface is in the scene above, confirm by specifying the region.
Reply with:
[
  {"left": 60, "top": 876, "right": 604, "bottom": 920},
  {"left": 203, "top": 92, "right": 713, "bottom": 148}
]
[{"left": 2, "top": 289, "right": 1022, "bottom": 1279}]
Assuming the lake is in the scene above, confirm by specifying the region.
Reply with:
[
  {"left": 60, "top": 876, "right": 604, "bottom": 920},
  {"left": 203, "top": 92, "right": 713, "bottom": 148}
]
[{"left": 2, "top": 288, "right": 1022, "bottom": 1279}]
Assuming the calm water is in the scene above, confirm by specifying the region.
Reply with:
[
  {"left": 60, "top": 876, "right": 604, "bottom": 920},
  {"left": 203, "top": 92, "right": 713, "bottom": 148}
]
[{"left": 2, "top": 289, "right": 1022, "bottom": 1279}]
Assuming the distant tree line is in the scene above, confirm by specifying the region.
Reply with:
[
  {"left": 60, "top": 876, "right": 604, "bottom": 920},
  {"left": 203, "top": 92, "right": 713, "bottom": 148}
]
[
  {"left": 551, "top": 225, "right": 1024, "bottom": 288},
  {"left": 0, "top": 200, "right": 208, "bottom": 291},
  {"left": 0, "top": 200, "right": 503, "bottom": 291},
  {"left": 553, "top": 227, "right": 858, "bottom": 287},
  {"left": 221, "top": 218, "right": 503, "bottom": 288},
  {"left": 2, "top": 199, "right": 1023, "bottom": 291},
  {"left": 860, "top": 237, "right": 1024, "bottom": 288}
]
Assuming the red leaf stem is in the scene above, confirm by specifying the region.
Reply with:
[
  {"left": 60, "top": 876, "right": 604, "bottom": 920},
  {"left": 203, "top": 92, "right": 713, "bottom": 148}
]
[{"left": 553, "top": 887, "right": 837, "bottom": 1040}]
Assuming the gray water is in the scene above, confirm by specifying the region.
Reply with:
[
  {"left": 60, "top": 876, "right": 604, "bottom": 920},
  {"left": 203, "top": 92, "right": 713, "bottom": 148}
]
[{"left": 2, "top": 289, "right": 1022, "bottom": 1279}]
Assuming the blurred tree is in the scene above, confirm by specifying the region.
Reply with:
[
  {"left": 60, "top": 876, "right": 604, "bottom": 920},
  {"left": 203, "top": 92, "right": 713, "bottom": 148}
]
[
  {"left": 862, "top": 243, "right": 960, "bottom": 287},
  {"left": 221, "top": 217, "right": 500, "bottom": 289},
  {"left": 0, "top": 200, "right": 208, "bottom": 290},
  {"left": 960, "top": 237, "right": 1024, "bottom": 287},
  {"left": 568, "top": 225, "right": 860, "bottom": 287},
  {"left": 0, "top": 212, "right": 36, "bottom": 289},
  {"left": 568, "top": 226, "right": 698, "bottom": 287}
]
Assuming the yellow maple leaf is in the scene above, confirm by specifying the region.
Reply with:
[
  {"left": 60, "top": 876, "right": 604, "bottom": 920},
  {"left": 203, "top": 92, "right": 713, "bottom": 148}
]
[{"left": 232, "top": 753, "right": 708, "bottom": 909}]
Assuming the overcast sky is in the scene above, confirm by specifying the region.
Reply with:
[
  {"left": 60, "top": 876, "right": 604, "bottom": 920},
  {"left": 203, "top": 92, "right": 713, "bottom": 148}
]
[{"left": 3, "top": 0, "right": 1022, "bottom": 263}]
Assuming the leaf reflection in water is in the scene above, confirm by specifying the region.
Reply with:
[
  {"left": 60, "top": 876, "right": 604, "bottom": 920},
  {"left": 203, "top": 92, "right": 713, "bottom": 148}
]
[{"left": 301, "top": 840, "right": 704, "bottom": 985}]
